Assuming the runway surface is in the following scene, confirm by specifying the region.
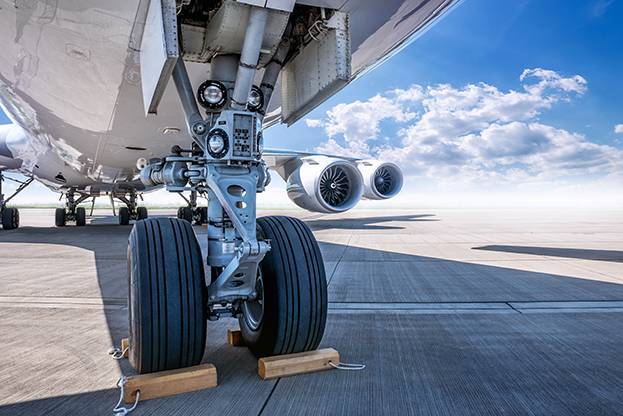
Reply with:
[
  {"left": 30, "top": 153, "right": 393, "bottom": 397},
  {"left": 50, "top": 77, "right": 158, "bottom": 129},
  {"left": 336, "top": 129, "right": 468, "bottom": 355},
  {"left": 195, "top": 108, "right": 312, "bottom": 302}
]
[{"left": 0, "top": 208, "right": 622, "bottom": 415}]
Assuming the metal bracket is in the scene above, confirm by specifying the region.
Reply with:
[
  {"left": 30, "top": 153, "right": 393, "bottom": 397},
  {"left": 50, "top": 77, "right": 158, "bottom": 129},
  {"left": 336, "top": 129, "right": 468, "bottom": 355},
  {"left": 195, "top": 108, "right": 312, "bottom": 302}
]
[
  {"left": 0, "top": 173, "right": 34, "bottom": 208},
  {"left": 141, "top": 0, "right": 179, "bottom": 115},
  {"left": 204, "top": 164, "right": 259, "bottom": 241},
  {"left": 208, "top": 239, "right": 269, "bottom": 302},
  {"left": 205, "top": 164, "right": 270, "bottom": 304}
]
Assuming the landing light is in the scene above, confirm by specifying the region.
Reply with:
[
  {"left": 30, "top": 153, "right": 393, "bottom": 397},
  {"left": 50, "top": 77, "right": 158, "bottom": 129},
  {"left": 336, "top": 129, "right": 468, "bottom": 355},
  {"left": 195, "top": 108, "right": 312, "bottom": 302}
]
[
  {"left": 207, "top": 129, "right": 229, "bottom": 159},
  {"left": 197, "top": 81, "right": 227, "bottom": 109},
  {"left": 136, "top": 158, "right": 147, "bottom": 170},
  {"left": 257, "top": 131, "right": 264, "bottom": 154},
  {"left": 247, "top": 86, "right": 264, "bottom": 112}
]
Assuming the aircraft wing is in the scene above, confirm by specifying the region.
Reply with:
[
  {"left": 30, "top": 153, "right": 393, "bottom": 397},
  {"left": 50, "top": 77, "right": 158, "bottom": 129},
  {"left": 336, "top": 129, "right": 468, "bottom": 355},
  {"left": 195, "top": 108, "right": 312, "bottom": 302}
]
[{"left": 263, "top": 0, "right": 460, "bottom": 126}]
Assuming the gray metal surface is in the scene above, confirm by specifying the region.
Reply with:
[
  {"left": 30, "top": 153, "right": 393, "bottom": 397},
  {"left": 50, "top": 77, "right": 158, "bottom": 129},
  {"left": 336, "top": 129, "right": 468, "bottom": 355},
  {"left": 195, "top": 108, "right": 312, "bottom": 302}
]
[
  {"left": 263, "top": 312, "right": 623, "bottom": 416},
  {"left": 0, "top": 208, "right": 622, "bottom": 415}
]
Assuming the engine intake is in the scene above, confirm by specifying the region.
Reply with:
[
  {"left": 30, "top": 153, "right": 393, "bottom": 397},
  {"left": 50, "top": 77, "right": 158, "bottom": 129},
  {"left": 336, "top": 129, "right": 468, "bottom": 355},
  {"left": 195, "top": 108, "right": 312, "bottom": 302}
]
[
  {"left": 357, "top": 161, "right": 403, "bottom": 200},
  {"left": 286, "top": 156, "right": 363, "bottom": 213}
]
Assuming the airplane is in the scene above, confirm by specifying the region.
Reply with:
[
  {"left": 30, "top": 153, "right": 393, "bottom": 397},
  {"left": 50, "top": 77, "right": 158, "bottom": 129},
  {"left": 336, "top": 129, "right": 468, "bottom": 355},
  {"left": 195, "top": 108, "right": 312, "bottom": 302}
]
[{"left": 0, "top": 0, "right": 459, "bottom": 374}]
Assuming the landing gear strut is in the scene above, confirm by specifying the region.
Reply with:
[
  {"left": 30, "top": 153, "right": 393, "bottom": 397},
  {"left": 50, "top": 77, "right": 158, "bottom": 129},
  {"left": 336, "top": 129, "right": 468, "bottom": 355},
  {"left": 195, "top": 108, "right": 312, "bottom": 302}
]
[
  {"left": 177, "top": 190, "right": 207, "bottom": 225},
  {"left": 128, "top": 4, "right": 327, "bottom": 374},
  {"left": 114, "top": 190, "right": 148, "bottom": 225},
  {"left": 0, "top": 171, "right": 33, "bottom": 230},
  {"left": 55, "top": 188, "right": 90, "bottom": 227}
]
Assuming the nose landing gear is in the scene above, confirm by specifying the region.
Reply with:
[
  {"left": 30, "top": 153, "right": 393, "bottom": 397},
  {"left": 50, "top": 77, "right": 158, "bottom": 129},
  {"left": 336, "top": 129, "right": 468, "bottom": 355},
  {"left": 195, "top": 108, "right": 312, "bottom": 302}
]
[
  {"left": 128, "top": 61, "right": 328, "bottom": 373},
  {"left": 127, "top": 3, "right": 327, "bottom": 374}
]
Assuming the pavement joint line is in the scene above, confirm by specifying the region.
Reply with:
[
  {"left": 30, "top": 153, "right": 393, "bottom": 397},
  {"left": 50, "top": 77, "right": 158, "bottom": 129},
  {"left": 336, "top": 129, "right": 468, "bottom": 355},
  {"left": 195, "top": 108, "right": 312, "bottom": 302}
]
[
  {"left": 0, "top": 302, "right": 126, "bottom": 310},
  {"left": 325, "top": 258, "right": 609, "bottom": 263},
  {"left": 327, "top": 300, "right": 623, "bottom": 314},
  {"left": 506, "top": 302, "right": 522, "bottom": 314},
  {"left": 0, "top": 295, "right": 126, "bottom": 304},
  {"left": 257, "top": 378, "right": 280, "bottom": 416},
  {"left": 328, "top": 300, "right": 623, "bottom": 305},
  {"left": 327, "top": 234, "right": 352, "bottom": 286}
]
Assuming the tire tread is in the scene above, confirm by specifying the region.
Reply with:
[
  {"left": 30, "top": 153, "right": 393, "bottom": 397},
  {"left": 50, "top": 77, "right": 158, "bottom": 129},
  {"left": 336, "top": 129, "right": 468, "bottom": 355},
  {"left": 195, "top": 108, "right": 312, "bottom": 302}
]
[
  {"left": 240, "top": 216, "right": 327, "bottom": 357},
  {"left": 129, "top": 218, "right": 206, "bottom": 374}
]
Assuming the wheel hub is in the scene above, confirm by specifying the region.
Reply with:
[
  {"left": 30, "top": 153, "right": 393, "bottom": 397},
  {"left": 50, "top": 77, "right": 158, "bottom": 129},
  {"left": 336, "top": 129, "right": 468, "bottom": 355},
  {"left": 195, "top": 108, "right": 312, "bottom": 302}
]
[{"left": 242, "top": 270, "right": 264, "bottom": 331}]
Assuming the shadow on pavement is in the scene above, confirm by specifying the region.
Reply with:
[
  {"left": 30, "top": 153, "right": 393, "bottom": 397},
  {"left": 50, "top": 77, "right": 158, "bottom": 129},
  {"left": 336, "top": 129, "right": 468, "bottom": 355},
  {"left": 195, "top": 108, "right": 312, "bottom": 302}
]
[
  {"left": 473, "top": 245, "right": 623, "bottom": 263},
  {"left": 304, "top": 214, "right": 438, "bottom": 231}
]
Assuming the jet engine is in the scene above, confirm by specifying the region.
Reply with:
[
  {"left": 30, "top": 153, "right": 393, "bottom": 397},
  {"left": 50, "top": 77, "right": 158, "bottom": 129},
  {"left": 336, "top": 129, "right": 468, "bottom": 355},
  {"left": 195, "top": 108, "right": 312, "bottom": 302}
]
[
  {"left": 357, "top": 161, "right": 403, "bottom": 200},
  {"left": 0, "top": 124, "right": 23, "bottom": 170},
  {"left": 286, "top": 156, "right": 363, "bottom": 213}
]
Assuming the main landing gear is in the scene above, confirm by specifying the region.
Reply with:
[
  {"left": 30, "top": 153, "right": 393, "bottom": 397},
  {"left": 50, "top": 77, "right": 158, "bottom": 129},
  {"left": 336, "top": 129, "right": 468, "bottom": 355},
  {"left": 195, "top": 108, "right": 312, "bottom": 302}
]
[
  {"left": 55, "top": 188, "right": 148, "bottom": 227},
  {"left": 176, "top": 190, "right": 207, "bottom": 225},
  {"left": 127, "top": 4, "right": 327, "bottom": 374},
  {"left": 0, "top": 171, "right": 34, "bottom": 230},
  {"left": 114, "top": 190, "right": 148, "bottom": 225},
  {"left": 55, "top": 188, "right": 90, "bottom": 227}
]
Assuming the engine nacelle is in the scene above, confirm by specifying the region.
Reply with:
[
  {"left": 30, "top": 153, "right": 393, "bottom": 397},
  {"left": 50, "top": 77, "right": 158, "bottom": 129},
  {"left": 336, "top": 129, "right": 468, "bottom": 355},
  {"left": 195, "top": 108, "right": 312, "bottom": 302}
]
[
  {"left": 0, "top": 124, "right": 24, "bottom": 170},
  {"left": 357, "top": 161, "right": 403, "bottom": 200},
  {"left": 286, "top": 156, "right": 363, "bottom": 213}
]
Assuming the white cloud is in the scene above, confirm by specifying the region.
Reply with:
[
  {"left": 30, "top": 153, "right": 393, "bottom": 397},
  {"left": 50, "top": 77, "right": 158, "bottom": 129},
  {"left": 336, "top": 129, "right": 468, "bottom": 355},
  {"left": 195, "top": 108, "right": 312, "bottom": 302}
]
[
  {"left": 313, "top": 94, "right": 417, "bottom": 158},
  {"left": 306, "top": 68, "right": 622, "bottom": 188},
  {"left": 615, "top": 124, "right": 623, "bottom": 134},
  {"left": 305, "top": 119, "right": 323, "bottom": 128},
  {"left": 520, "top": 68, "right": 587, "bottom": 95}
]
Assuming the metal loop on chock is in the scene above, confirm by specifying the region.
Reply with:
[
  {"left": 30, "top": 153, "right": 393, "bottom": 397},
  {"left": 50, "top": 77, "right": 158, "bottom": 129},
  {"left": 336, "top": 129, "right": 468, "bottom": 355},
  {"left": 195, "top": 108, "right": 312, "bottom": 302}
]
[
  {"left": 328, "top": 361, "right": 366, "bottom": 371},
  {"left": 108, "top": 347, "right": 129, "bottom": 361},
  {"left": 113, "top": 376, "right": 140, "bottom": 415}
]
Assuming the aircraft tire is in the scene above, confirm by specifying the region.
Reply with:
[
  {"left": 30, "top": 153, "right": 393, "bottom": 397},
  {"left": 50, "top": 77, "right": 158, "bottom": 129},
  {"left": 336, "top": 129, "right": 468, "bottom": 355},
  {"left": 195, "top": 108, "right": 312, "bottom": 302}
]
[
  {"left": 195, "top": 207, "right": 207, "bottom": 225},
  {"left": 119, "top": 207, "right": 130, "bottom": 225},
  {"left": 239, "top": 216, "right": 327, "bottom": 357},
  {"left": 128, "top": 218, "right": 207, "bottom": 374},
  {"left": 54, "top": 208, "right": 66, "bottom": 227},
  {"left": 1, "top": 207, "right": 19, "bottom": 230},
  {"left": 75, "top": 207, "right": 86, "bottom": 226},
  {"left": 137, "top": 206, "right": 148, "bottom": 220},
  {"left": 178, "top": 206, "right": 193, "bottom": 223}
]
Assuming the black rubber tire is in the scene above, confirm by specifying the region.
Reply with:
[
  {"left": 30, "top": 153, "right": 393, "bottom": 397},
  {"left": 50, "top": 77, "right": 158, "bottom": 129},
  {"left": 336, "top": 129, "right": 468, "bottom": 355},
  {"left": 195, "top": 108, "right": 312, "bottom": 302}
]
[
  {"left": 195, "top": 207, "right": 208, "bottom": 225},
  {"left": 128, "top": 218, "right": 207, "bottom": 374},
  {"left": 137, "top": 206, "right": 148, "bottom": 220},
  {"left": 1, "top": 207, "right": 19, "bottom": 230},
  {"left": 119, "top": 206, "right": 130, "bottom": 225},
  {"left": 75, "top": 207, "right": 86, "bottom": 226},
  {"left": 239, "top": 216, "right": 327, "bottom": 357},
  {"left": 55, "top": 208, "right": 66, "bottom": 227},
  {"left": 178, "top": 206, "right": 193, "bottom": 223}
]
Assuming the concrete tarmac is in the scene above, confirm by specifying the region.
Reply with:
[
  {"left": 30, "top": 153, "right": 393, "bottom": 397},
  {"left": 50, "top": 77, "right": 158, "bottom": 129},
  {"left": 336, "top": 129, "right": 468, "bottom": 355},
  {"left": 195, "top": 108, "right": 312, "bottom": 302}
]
[{"left": 0, "top": 208, "right": 622, "bottom": 415}]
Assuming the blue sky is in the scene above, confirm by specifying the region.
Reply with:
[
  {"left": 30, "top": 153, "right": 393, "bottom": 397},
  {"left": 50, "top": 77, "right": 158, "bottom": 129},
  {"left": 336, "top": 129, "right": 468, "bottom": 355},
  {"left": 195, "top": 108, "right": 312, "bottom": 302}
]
[
  {"left": 2, "top": 0, "right": 622, "bottom": 206},
  {"left": 269, "top": 0, "right": 623, "bottom": 151}
]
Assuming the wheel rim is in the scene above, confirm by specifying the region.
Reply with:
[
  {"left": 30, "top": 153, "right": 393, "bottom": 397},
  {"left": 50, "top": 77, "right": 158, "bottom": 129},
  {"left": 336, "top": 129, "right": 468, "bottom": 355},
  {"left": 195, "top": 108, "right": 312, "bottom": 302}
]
[{"left": 242, "top": 270, "right": 264, "bottom": 331}]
